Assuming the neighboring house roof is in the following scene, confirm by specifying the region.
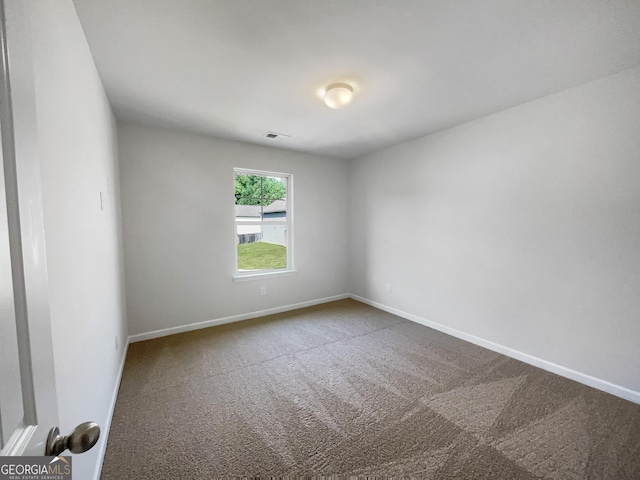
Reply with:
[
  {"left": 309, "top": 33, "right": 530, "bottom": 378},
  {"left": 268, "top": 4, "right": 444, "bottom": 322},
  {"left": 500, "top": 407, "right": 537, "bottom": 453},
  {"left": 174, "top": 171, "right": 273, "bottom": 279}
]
[
  {"left": 264, "top": 199, "right": 286, "bottom": 213},
  {"left": 235, "top": 199, "right": 286, "bottom": 217},
  {"left": 235, "top": 204, "right": 260, "bottom": 217}
]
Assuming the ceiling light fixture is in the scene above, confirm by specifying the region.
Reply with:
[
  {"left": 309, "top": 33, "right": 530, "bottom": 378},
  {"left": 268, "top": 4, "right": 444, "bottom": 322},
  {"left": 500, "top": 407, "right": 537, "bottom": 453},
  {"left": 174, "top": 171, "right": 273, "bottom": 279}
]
[{"left": 323, "top": 83, "right": 353, "bottom": 109}]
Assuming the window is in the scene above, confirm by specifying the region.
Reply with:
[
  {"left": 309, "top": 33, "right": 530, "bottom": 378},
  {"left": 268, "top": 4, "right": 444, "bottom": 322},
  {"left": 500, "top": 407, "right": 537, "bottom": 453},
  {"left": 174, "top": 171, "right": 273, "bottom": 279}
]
[{"left": 234, "top": 168, "right": 293, "bottom": 279}]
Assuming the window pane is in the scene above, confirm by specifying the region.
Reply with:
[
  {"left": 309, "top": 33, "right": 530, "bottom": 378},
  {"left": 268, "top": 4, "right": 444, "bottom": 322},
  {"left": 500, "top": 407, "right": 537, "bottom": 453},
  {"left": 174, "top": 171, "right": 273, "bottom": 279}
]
[
  {"left": 237, "top": 226, "right": 287, "bottom": 271},
  {"left": 235, "top": 197, "right": 263, "bottom": 205},
  {"left": 234, "top": 170, "right": 290, "bottom": 273},
  {"left": 235, "top": 203, "right": 261, "bottom": 222},
  {"left": 262, "top": 176, "right": 286, "bottom": 201},
  {"left": 235, "top": 174, "right": 286, "bottom": 202},
  {"left": 262, "top": 199, "right": 286, "bottom": 222}
]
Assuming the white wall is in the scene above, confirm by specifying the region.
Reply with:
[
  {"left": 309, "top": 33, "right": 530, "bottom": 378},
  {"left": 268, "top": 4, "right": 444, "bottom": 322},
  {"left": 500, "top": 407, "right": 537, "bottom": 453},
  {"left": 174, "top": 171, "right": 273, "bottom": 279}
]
[
  {"left": 118, "top": 123, "right": 349, "bottom": 336},
  {"left": 349, "top": 67, "right": 640, "bottom": 394},
  {"left": 30, "top": 1, "right": 128, "bottom": 478}
]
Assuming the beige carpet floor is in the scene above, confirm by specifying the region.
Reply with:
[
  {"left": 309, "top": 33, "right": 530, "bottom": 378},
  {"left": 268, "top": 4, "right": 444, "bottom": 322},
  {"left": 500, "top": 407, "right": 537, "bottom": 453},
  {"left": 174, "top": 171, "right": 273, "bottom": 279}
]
[{"left": 101, "top": 299, "right": 640, "bottom": 479}]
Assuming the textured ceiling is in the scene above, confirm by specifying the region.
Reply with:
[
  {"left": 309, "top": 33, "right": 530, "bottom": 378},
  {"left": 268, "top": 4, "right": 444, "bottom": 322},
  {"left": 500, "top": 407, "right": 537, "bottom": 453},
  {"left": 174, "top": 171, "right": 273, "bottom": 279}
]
[{"left": 72, "top": 0, "right": 640, "bottom": 159}]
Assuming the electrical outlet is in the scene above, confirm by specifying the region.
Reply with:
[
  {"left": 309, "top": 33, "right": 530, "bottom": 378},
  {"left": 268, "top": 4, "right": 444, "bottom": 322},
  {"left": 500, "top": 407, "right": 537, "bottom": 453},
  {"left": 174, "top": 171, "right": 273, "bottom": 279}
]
[
  {"left": 386, "top": 283, "right": 392, "bottom": 293},
  {"left": 115, "top": 335, "right": 120, "bottom": 352},
  {"left": 260, "top": 286, "right": 267, "bottom": 296}
]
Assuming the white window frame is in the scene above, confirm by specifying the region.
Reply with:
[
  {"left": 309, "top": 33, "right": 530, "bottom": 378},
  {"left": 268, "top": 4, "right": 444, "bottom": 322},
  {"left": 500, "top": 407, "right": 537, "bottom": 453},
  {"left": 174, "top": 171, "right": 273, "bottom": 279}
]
[{"left": 232, "top": 168, "right": 295, "bottom": 281}]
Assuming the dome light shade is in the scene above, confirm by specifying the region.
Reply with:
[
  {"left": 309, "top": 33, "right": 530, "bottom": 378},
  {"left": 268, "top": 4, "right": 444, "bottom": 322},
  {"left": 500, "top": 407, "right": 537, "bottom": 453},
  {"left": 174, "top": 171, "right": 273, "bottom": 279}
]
[{"left": 323, "top": 83, "right": 353, "bottom": 109}]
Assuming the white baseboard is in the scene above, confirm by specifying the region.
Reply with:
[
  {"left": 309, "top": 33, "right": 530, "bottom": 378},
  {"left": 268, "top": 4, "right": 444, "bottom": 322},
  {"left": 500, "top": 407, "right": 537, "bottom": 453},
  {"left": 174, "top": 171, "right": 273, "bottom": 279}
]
[
  {"left": 129, "top": 293, "right": 351, "bottom": 343},
  {"left": 93, "top": 338, "right": 130, "bottom": 480},
  {"left": 350, "top": 294, "right": 640, "bottom": 405}
]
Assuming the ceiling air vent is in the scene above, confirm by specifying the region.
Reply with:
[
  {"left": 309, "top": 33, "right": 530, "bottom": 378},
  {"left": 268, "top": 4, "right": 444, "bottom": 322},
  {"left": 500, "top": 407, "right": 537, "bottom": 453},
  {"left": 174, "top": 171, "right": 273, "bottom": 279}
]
[{"left": 263, "top": 131, "right": 291, "bottom": 140}]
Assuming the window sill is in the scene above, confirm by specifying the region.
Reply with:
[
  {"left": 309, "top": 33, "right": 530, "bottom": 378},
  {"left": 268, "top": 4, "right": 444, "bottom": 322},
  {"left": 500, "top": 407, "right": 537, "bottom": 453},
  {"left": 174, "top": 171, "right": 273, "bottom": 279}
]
[{"left": 233, "top": 269, "right": 298, "bottom": 282}]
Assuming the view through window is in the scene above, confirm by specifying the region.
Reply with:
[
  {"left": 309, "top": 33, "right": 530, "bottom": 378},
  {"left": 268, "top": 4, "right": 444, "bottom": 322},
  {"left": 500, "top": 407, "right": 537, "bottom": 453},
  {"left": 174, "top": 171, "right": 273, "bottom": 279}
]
[{"left": 234, "top": 169, "right": 291, "bottom": 274}]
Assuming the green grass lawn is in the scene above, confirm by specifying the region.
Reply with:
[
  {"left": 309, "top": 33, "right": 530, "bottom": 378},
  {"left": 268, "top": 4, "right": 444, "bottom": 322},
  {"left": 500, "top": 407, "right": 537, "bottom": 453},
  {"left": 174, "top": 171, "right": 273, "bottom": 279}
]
[{"left": 237, "top": 242, "right": 286, "bottom": 270}]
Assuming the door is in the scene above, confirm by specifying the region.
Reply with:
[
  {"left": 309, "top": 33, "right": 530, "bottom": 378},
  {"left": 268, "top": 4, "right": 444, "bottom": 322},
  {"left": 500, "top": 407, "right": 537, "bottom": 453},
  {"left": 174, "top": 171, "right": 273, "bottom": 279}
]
[{"left": 0, "top": 0, "right": 60, "bottom": 456}]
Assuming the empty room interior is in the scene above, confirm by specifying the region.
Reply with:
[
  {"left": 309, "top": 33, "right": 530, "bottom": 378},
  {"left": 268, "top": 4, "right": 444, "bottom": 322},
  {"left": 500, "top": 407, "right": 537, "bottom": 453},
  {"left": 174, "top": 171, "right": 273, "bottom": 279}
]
[{"left": 2, "top": 0, "right": 640, "bottom": 478}]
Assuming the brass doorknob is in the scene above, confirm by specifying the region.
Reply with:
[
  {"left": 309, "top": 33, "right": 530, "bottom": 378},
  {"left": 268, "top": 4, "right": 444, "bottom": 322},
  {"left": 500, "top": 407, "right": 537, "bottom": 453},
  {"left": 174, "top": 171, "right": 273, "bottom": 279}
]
[{"left": 45, "top": 422, "right": 100, "bottom": 456}]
